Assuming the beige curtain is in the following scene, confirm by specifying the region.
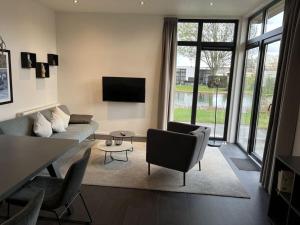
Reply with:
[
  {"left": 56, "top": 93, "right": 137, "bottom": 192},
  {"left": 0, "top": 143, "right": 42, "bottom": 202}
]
[
  {"left": 261, "top": 0, "right": 300, "bottom": 191},
  {"left": 157, "top": 17, "right": 178, "bottom": 129}
]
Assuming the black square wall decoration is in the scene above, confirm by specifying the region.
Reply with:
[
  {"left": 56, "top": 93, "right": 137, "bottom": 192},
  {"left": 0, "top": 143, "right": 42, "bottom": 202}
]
[
  {"left": 36, "top": 62, "right": 49, "bottom": 78},
  {"left": 47, "top": 54, "right": 59, "bottom": 66},
  {"left": 21, "top": 52, "right": 36, "bottom": 68}
]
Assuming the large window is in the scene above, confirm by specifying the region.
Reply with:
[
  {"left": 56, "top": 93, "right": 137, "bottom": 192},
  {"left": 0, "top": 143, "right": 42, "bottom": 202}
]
[
  {"left": 172, "top": 20, "right": 238, "bottom": 140},
  {"left": 236, "top": 0, "right": 285, "bottom": 161}
]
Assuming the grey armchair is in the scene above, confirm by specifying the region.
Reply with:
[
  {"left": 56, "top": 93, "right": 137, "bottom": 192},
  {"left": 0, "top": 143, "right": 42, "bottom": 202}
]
[{"left": 146, "top": 122, "right": 211, "bottom": 186}]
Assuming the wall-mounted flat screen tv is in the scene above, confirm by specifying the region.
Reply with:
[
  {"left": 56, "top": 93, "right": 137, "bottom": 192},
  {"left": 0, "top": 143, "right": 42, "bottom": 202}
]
[{"left": 102, "top": 77, "right": 145, "bottom": 103}]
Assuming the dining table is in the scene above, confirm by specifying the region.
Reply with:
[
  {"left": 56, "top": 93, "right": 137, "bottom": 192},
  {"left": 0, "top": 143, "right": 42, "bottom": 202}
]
[{"left": 0, "top": 135, "right": 78, "bottom": 201}]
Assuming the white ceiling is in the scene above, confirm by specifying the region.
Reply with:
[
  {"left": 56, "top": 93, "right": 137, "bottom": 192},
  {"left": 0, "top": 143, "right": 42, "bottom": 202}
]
[{"left": 36, "top": 0, "right": 267, "bottom": 17}]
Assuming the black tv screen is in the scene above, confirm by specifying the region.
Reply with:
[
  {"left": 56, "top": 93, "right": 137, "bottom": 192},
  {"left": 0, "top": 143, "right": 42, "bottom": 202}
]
[{"left": 102, "top": 77, "right": 145, "bottom": 103}]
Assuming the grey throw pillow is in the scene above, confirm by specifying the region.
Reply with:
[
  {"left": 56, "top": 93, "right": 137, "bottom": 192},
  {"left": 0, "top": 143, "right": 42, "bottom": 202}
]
[{"left": 69, "top": 114, "right": 93, "bottom": 124}]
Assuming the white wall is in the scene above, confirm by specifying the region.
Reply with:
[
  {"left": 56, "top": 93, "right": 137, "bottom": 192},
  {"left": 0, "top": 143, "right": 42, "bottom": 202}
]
[
  {"left": 56, "top": 13, "right": 163, "bottom": 135},
  {"left": 0, "top": 0, "right": 58, "bottom": 121}
]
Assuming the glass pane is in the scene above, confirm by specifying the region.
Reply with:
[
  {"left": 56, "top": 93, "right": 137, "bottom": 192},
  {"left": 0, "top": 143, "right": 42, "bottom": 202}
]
[
  {"left": 202, "top": 23, "right": 235, "bottom": 42},
  {"left": 237, "top": 47, "right": 260, "bottom": 150},
  {"left": 248, "top": 13, "right": 263, "bottom": 39},
  {"left": 195, "top": 50, "right": 233, "bottom": 138},
  {"left": 265, "top": 1, "right": 285, "bottom": 33},
  {"left": 177, "top": 23, "right": 198, "bottom": 41},
  {"left": 173, "top": 46, "right": 197, "bottom": 123},
  {"left": 253, "top": 41, "right": 281, "bottom": 159}
]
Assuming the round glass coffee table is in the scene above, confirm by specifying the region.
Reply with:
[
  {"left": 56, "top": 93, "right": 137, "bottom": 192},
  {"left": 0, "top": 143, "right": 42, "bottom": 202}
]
[
  {"left": 110, "top": 130, "right": 135, "bottom": 151},
  {"left": 96, "top": 142, "right": 133, "bottom": 164},
  {"left": 110, "top": 131, "right": 135, "bottom": 143}
]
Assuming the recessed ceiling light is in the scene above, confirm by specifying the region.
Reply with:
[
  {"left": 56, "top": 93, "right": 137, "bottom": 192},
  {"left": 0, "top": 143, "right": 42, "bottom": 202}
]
[
  {"left": 73, "top": 0, "right": 79, "bottom": 5},
  {"left": 140, "top": 1, "right": 145, "bottom": 6},
  {"left": 210, "top": 2, "right": 214, "bottom": 6}
]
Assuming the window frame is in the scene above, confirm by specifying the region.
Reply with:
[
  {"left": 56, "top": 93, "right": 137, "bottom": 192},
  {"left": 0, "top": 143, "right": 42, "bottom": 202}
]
[
  {"left": 235, "top": 0, "right": 284, "bottom": 162},
  {"left": 174, "top": 19, "right": 239, "bottom": 141},
  {"left": 246, "top": 0, "right": 284, "bottom": 46}
]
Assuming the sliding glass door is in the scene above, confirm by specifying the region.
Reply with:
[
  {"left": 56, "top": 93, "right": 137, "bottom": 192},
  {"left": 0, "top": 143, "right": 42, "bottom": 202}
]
[
  {"left": 253, "top": 40, "right": 281, "bottom": 158},
  {"left": 172, "top": 20, "right": 238, "bottom": 140},
  {"left": 237, "top": 47, "right": 260, "bottom": 150},
  {"left": 236, "top": 0, "right": 284, "bottom": 161}
]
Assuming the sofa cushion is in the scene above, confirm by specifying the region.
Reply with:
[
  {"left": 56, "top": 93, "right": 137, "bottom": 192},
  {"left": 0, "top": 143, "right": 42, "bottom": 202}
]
[
  {"left": 50, "top": 121, "right": 98, "bottom": 142},
  {"left": 69, "top": 114, "right": 93, "bottom": 124},
  {"left": 29, "top": 105, "right": 70, "bottom": 122},
  {"left": 58, "top": 105, "right": 70, "bottom": 115},
  {"left": 33, "top": 112, "right": 53, "bottom": 138},
  {"left": 0, "top": 116, "right": 34, "bottom": 136},
  {"left": 53, "top": 107, "right": 70, "bottom": 129},
  {"left": 51, "top": 112, "right": 66, "bottom": 133}
]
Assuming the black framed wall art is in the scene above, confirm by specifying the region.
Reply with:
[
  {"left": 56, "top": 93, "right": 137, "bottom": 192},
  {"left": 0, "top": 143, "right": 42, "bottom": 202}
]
[{"left": 0, "top": 50, "right": 13, "bottom": 105}]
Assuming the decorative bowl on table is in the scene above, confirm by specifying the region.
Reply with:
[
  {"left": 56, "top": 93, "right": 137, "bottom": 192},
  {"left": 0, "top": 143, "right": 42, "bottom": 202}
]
[
  {"left": 105, "top": 139, "right": 112, "bottom": 146},
  {"left": 114, "top": 138, "right": 123, "bottom": 146}
]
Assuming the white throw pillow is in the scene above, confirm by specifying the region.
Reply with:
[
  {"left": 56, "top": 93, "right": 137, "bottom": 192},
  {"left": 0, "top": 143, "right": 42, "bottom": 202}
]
[
  {"left": 53, "top": 107, "right": 70, "bottom": 129},
  {"left": 33, "top": 112, "right": 53, "bottom": 137},
  {"left": 51, "top": 112, "right": 66, "bottom": 133}
]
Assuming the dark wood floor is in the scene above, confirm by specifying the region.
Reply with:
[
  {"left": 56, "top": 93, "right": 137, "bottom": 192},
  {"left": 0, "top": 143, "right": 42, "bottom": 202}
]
[{"left": 1, "top": 144, "right": 271, "bottom": 225}]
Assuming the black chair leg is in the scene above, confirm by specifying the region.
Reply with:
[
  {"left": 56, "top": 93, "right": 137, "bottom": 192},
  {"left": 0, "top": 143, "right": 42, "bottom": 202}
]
[
  {"left": 148, "top": 163, "right": 150, "bottom": 176},
  {"left": 79, "top": 193, "right": 92, "bottom": 224},
  {"left": 183, "top": 173, "right": 186, "bottom": 186},
  {"left": 7, "top": 202, "right": 10, "bottom": 218},
  {"left": 199, "top": 161, "right": 201, "bottom": 171},
  {"left": 53, "top": 211, "right": 62, "bottom": 225},
  {"left": 66, "top": 207, "right": 72, "bottom": 216}
]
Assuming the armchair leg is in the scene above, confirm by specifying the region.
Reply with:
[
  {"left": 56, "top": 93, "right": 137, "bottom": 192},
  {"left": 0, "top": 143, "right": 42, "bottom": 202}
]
[
  {"left": 199, "top": 161, "right": 201, "bottom": 171},
  {"left": 183, "top": 172, "right": 186, "bottom": 186},
  {"left": 148, "top": 163, "right": 150, "bottom": 176}
]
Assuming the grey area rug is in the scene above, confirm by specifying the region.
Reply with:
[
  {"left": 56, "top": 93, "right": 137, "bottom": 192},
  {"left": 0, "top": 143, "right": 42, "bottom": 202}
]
[
  {"left": 60, "top": 141, "right": 250, "bottom": 198},
  {"left": 231, "top": 158, "right": 260, "bottom": 171}
]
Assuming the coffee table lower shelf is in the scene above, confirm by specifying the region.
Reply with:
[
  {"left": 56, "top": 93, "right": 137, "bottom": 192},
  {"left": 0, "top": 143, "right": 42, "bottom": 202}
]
[{"left": 95, "top": 142, "right": 133, "bottom": 164}]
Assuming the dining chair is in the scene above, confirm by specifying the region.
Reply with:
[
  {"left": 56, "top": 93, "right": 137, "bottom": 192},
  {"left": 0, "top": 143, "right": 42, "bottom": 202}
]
[
  {"left": 2, "top": 191, "right": 44, "bottom": 225},
  {"left": 7, "top": 148, "right": 92, "bottom": 225}
]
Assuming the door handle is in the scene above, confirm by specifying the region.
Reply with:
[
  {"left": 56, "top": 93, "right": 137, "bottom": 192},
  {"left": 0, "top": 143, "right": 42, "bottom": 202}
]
[{"left": 268, "top": 104, "right": 272, "bottom": 112}]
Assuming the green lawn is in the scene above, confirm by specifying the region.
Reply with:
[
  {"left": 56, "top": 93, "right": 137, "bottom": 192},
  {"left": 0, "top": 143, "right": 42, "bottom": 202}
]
[
  {"left": 174, "top": 108, "right": 226, "bottom": 124},
  {"left": 174, "top": 108, "right": 269, "bottom": 129},
  {"left": 176, "top": 84, "right": 274, "bottom": 96},
  {"left": 239, "top": 111, "right": 269, "bottom": 129},
  {"left": 176, "top": 85, "right": 228, "bottom": 94}
]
